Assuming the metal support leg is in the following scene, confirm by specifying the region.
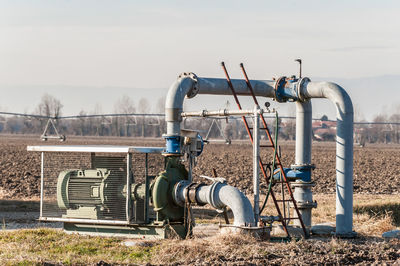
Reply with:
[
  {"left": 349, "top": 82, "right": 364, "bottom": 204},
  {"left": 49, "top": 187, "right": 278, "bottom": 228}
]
[{"left": 253, "top": 107, "right": 260, "bottom": 225}]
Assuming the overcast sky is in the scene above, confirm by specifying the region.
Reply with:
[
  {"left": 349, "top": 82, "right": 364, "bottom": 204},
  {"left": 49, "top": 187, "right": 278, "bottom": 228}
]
[{"left": 0, "top": 0, "right": 399, "bottom": 119}]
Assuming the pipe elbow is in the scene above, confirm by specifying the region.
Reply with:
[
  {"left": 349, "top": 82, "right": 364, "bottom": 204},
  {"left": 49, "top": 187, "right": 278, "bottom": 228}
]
[
  {"left": 302, "top": 81, "right": 353, "bottom": 116},
  {"left": 196, "top": 182, "right": 255, "bottom": 227},
  {"left": 321, "top": 82, "right": 353, "bottom": 116},
  {"left": 165, "top": 73, "right": 198, "bottom": 136},
  {"left": 165, "top": 73, "right": 198, "bottom": 121}
]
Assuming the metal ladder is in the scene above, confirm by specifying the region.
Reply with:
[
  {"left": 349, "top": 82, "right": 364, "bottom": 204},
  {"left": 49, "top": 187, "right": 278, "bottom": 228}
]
[{"left": 221, "top": 62, "right": 308, "bottom": 238}]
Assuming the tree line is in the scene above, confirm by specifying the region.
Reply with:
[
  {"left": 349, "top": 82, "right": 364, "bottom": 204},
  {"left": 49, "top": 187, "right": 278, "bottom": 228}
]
[{"left": 0, "top": 94, "right": 399, "bottom": 144}]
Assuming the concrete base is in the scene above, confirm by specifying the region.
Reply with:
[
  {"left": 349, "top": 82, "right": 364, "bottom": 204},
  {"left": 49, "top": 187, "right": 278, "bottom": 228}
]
[
  {"left": 382, "top": 229, "right": 400, "bottom": 239},
  {"left": 63, "top": 222, "right": 187, "bottom": 239},
  {"left": 220, "top": 226, "right": 271, "bottom": 240},
  {"left": 311, "top": 223, "right": 335, "bottom": 236},
  {"left": 334, "top": 231, "right": 357, "bottom": 239},
  {"left": 271, "top": 225, "right": 305, "bottom": 238}
]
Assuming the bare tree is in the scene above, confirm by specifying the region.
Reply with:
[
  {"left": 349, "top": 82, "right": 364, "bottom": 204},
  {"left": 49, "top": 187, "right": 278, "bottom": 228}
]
[
  {"left": 34, "top": 93, "right": 63, "bottom": 134},
  {"left": 138, "top": 98, "right": 150, "bottom": 137},
  {"left": 155, "top": 97, "right": 165, "bottom": 114},
  {"left": 36, "top": 93, "right": 63, "bottom": 118},
  {"left": 114, "top": 95, "right": 136, "bottom": 136},
  {"left": 138, "top": 98, "right": 150, "bottom": 113}
]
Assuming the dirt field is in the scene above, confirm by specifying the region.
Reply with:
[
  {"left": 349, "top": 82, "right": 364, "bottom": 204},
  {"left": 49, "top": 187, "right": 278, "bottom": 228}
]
[
  {"left": 0, "top": 135, "right": 399, "bottom": 264},
  {"left": 0, "top": 135, "right": 399, "bottom": 198}
]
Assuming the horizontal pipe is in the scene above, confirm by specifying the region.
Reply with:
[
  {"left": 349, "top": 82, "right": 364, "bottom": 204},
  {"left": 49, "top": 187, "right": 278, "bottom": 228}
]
[
  {"left": 165, "top": 74, "right": 276, "bottom": 136},
  {"left": 182, "top": 108, "right": 268, "bottom": 118},
  {"left": 197, "top": 77, "right": 275, "bottom": 97}
]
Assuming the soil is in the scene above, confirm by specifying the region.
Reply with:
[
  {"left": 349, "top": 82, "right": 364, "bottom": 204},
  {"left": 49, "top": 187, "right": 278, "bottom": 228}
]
[
  {"left": 0, "top": 135, "right": 399, "bottom": 265},
  {"left": 0, "top": 135, "right": 399, "bottom": 198}
]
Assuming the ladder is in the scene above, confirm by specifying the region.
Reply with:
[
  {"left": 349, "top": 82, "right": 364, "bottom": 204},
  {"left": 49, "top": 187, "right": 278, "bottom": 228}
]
[{"left": 221, "top": 62, "right": 308, "bottom": 238}]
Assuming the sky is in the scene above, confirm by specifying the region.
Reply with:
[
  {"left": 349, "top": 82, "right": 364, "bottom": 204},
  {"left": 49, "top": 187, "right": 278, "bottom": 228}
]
[{"left": 0, "top": 0, "right": 400, "bottom": 120}]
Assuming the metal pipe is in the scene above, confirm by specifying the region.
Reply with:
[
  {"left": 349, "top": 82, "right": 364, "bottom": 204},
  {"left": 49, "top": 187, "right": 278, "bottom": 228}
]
[
  {"left": 299, "top": 80, "right": 354, "bottom": 236},
  {"left": 165, "top": 74, "right": 275, "bottom": 136},
  {"left": 197, "top": 182, "right": 255, "bottom": 226},
  {"left": 165, "top": 73, "right": 198, "bottom": 136},
  {"left": 253, "top": 109, "right": 260, "bottom": 225},
  {"left": 295, "top": 101, "right": 312, "bottom": 165},
  {"left": 174, "top": 180, "right": 255, "bottom": 227},
  {"left": 197, "top": 77, "right": 275, "bottom": 97},
  {"left": 166, "top": 73, "right": 355, "bottom": 236},
  {"left": 181, "top": 108, "right": 269, "bottom": 118},
  {"left": 292, "top": 100, "right": 315, "bottom": 229}
]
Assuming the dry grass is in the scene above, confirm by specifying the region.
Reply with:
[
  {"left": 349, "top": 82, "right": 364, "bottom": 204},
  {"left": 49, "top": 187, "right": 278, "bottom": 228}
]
[
  {"left": 1, "top": 193, "right": 399, "bottom": 264},
  {"left": 197, "top": 193, "right": 400, "bottom": 236},
  {"left": 312, "top": 193, "right": 399, "bottom": 236},
  {"left": 2, "top": 228, "right": 399, "bottom": 265}
]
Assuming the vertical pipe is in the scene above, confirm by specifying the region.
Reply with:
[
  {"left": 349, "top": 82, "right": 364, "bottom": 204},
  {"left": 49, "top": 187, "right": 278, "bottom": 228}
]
[
  {"left": 40, "top": 152, "right": 44, "bottom": 218},
  {"left": 295, "top": 101, "right": 312, "bottom": 165},
  {"left": 253, "top": 108, "right": 260, "bottom": 224},
  {"left": 293, "top": 100, "right": 315, "bottom": 229},
  {"left": 335, "top": 111, "right": 354, "bottom": 236},
  {"left": 301, "top": 81, "right": 354, "bottom": 236}
]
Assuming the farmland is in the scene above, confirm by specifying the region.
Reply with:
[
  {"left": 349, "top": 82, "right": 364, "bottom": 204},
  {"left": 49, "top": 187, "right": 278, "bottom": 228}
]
[{"left": 0, "top": 135, "right": 399, "bottom": 264}]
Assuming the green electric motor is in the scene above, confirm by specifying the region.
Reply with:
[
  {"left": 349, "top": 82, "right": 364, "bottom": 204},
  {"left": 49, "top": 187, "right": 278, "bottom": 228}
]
[{"left": 57, "top": 168, "right": 114, "bottom": 219}]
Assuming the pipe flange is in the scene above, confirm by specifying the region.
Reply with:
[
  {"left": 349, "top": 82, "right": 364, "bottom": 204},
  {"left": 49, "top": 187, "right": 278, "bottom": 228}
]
[
  {"left": 291, "top": 181, "right": 316, "bottom": 188},
  {"left": 177, "top": 72, "right": 199, "bottom": 99},
  {"left": 273, "top": 76, "right": 287, "bottom": 103},
  {"left": 207, "top": 181, "right": 224, "bottom": 210},
  {"left": 291, "top": 164, "right": 315, "bottom": 171},
  {"left": 296, "top": 77, "right": 311, "bottom": 102},
  {"left": 187, "top": 182, "right": 206, "bottom": 206},
  {"left": 290, "top": 200, "right": 317, "bottom": 209},
  {"left": 173, "top": 180, "right": 191, "bottom": 206}
]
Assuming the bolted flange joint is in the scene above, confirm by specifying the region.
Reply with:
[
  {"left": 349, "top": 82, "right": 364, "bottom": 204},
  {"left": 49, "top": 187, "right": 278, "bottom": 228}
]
[{"left": 178, "top": 72, "right": 199, "bottom": 99}]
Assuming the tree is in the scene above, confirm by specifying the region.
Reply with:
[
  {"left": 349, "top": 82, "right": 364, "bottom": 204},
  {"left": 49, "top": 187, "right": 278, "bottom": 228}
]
[
  {"left": 138, "top": 98, "right": 150, "bottom": 137},
  {"left": 35, "top": 94, "right": 63, "bottom": 135},
  {"left": 114, "top": 95, "right": 136, "bottom": 136},
  {"left": 36, "top": 93, "right": 63, "bottom": 118}
]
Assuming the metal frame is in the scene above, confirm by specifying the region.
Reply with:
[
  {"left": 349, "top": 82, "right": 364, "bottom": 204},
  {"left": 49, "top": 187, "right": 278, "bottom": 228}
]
[
  {"left": 41, "top": 118, "right": 65, "bottom": 141},
  {"left": 39, "top": 217, "right": 130, "bottom": 225},
  {"left": 27, "top": 145, "right": 164, "bottom": 154},
  {"left": 40, "top": 152, "right": 44, "bottom": 218},
  {"left": 126, "top": 153, "right": 132, "bottom": 222},
  {"left": 29, "top": 145, "right": 164, "bottom": 224}
]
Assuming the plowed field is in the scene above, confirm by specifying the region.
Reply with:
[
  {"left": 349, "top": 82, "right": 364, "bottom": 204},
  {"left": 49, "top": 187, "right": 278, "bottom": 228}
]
[{"left": 0, "top": 135, "right": 399, "bottom": 198}]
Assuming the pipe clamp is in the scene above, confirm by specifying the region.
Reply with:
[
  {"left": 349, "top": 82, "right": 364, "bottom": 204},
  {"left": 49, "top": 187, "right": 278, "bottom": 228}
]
[{"left": 296, "top": 77, "right": 311, "bottom": 102}]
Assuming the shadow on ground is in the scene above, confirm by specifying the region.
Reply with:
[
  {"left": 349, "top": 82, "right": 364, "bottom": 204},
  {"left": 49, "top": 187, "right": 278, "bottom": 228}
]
[
  {"left": 0, "top": 200, "right": 39, "bottom": 212},
  {"left": 354, "top": 202, "right": 400, "bottom": 226}
]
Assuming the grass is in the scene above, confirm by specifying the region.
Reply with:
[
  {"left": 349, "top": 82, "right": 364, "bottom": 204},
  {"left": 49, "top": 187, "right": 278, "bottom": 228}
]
[
  {"left": 0, "top": 228, "right": 153, "bottom": 264},
  {"left": 256, "top": 193, "right": 399, "bottom": 236},
  {"left": 0, "top": 193, "right": 399, "bottom": 264}
]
